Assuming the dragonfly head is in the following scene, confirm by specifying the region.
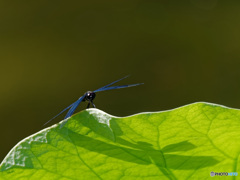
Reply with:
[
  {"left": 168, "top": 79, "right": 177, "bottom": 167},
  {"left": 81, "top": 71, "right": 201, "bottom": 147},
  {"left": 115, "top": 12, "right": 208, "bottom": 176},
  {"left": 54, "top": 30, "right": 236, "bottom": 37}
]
[{"left": 84, "top": 91, "right": 96, "bottom": 102}]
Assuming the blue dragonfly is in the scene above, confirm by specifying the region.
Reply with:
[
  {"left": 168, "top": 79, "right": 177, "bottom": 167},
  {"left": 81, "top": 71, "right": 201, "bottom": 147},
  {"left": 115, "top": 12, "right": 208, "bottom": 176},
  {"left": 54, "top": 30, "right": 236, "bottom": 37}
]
[{"left": 43, "top": 76, "right": 143, "bottom": 127}]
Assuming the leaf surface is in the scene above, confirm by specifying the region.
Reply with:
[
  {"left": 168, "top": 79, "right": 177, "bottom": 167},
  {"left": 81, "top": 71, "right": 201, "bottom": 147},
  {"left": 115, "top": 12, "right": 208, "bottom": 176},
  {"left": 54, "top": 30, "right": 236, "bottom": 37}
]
[{"left": 1, "top": 102, "right": 240, "bottom": 179}]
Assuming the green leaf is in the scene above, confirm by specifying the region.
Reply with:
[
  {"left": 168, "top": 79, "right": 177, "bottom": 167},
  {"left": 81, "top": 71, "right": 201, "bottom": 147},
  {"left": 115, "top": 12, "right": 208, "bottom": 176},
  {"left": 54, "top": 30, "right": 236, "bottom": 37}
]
[{"left": 1, "top": 102, "right": 240, "bottom": 180}]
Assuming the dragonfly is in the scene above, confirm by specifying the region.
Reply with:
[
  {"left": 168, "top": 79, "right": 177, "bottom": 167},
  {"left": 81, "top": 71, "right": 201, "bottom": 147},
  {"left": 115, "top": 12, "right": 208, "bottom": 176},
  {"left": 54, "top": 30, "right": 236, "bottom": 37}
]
[{"left": 43, "top": 76, "right": 143, "bottom": 127}]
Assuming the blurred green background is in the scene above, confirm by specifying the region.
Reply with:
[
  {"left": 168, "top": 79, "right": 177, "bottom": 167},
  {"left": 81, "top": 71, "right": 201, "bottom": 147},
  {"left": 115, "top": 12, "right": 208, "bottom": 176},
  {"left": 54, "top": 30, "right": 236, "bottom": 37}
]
[{"left": 1, "top": 0, "right": 240, "bottom": 161}]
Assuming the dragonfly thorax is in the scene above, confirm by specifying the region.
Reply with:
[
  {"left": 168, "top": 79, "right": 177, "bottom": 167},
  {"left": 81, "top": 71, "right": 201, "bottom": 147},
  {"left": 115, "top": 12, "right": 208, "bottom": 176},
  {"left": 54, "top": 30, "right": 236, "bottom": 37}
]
[{"left": 84, "top": 91, "right": 96, "bottom": 102}]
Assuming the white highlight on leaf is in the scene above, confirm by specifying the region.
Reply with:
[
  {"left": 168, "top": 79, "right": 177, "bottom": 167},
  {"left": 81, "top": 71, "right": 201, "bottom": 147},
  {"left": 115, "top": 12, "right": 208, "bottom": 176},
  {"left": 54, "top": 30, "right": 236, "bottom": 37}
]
[
  {"left": 86, "top": 108, "right": 114, "bottom": 128},
  {"left": 1, "top": 128, "right": 51, "bottom": 170}
]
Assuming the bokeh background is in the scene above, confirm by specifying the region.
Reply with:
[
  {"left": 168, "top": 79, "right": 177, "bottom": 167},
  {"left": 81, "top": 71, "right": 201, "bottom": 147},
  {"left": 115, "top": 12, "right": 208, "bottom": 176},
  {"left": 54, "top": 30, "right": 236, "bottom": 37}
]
[{"left": 1, "top": 0, "right": 240, "bottom": 161}]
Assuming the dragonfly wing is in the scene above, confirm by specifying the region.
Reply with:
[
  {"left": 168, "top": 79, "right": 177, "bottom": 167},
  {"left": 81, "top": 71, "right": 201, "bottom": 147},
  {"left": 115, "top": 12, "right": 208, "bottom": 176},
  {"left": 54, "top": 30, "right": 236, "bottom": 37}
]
[
  {"left": 60, "top": 95, "right": 86, "bottom": 128},
  {"left": 94, "top": 83, "right": 143, "bottom": 92},
  {"left": 93, "top": 75, "right": 129, "bottom": 92},
  {"left": 64, "top": 95, "right": 86, "bottom": 119},
  {"left": 43, "top": 102, "right": 75, "bottom": 126}
]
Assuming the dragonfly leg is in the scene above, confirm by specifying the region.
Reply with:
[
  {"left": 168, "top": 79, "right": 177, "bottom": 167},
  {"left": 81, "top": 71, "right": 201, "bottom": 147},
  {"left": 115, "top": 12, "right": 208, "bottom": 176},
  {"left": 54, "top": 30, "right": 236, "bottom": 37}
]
[
  {"left": 91, "top": 101, "right": 96, "bottom": 108},
  {"left": 87, "top": 102, "right": 90, "bottom": 108}
]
